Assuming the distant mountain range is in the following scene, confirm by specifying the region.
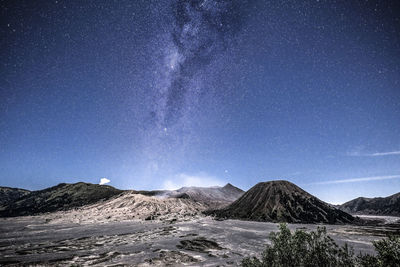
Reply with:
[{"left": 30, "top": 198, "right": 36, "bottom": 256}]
[
  {"left": 137, "top": 183, "right": 244, "bottom": 209},
  {"left": 1, "top": 180, "right": 398, "bottom": 224},
  {"left": 338, "top": 192, "right": 400, "bottom": 216},
  {"left": 0, "top": 182, "right": 243, "bottom": 217},
  {"left": 207, "top": 180, "right": 355, "bottom": 224}
]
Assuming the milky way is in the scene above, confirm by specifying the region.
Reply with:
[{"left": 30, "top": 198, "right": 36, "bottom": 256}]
[
  {"left": 141, "top": 0, "right": 249, "bottom": 179},
  {"left": 152, "top": 0, "right": 246, "bottom": 128}
]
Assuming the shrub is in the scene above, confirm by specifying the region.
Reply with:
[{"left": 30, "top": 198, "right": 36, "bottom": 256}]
[
  {"left": 242, "top": 223, "right": 355, "bottom": 267},
  {"left": 241, "top": 224, "right": 400, "bottom": 267},
  {"left": 356, "top": 254, "right": 379, "bottom": 267},
  {"left": 357, "top": 235, "right": 400, "bottom": 267}
]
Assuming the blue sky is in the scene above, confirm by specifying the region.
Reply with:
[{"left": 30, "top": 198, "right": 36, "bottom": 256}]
[{"left": 1, "top": 0, "right": 399, "bottom": 204}]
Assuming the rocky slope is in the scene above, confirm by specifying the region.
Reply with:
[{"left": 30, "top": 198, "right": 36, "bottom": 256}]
[
  {"left": 0, "top": 182, "right": 123, "bottom": 217},
  {"left": 208, "top": 180, "right": 355, "bottom": 224},
  {"left": 0, "top": 186, "right": 30, "bottom": 205},
  {"left": 339, "top": 193, "right": 400, "bottom": 216},
  {"left": 47, "top": 191, "right": 207, "bottom": 224}
]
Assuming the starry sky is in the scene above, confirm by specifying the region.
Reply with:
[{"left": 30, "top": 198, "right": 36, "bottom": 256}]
[{"left": 1, "top": 0, "right": 400, "bottom": 204}]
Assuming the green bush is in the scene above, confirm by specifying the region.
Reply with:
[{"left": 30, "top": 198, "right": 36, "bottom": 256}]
[
  {"left": 356, "top": 254, "right": 379, "bottom": 267},
  {"left": 242, "top": 224, "right": 400, "bottom": 267},
  {"left": 357, "top": 235, "right": 400, "bottom": 267}
]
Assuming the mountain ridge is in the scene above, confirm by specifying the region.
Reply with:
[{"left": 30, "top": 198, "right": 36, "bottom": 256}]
[
  {"left": 0, "top": 186, "right": 31, "bottom": 206},
  {"left": 0, "top": 182, "right": 244, "bottom": 217},
  {"left": 339, "top": 192, "right": 400, "bottom": 216},
  {"left": 0, "top": 182, "right": 123, "bottom": 217}
]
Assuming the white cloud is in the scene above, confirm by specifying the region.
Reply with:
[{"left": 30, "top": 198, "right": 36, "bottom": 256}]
[
  {"left": 312, "top": 175, "right": 400, "bottom": 185},
  {"left": 99, "top": 178, "right": 110, "bottom": 185},
  {"left": 368, "top": 151, "right": 400, "bottom": 156},
  {"left": 348, "top": 150, "right": 400, "bottom": 157},
  {"left": 162, "top": 173, "right": 225, "bottom": 190}
]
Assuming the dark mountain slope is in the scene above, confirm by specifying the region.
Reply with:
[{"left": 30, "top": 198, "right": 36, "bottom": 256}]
[
  {"left": 209, "top": 180, "right": 354, "bottom": 224},
  {"left": 0, "top": 186, "right": 30, "bottom": 205},
  {"left": 0, "top": 182, "right": 123, "bottom": 217},
  {"left": 339, "top": 193, "right": 400, "bottom": 216}
]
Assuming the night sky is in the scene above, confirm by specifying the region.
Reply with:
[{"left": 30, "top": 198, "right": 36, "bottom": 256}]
[{"left": 1, "top": 0, "right": 399, "bottom": 204}]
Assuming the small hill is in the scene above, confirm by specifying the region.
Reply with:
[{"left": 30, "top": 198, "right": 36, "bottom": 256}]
[
  {"left": 0, "top": 182, "right": 123, "bottom": 217},
  {"left": 339, "top": 193, "right": 400, "bottom": 216},
  {"left": 209, "top": 180, "right": 354, "bottom": 224},
  {"left": 0, "top": 186, "right": 30, "bottom": 205}
]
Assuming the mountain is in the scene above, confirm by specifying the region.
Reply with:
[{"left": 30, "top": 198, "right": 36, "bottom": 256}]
[
  {"left": 137, "top": 183, "right": 244, "bottom": 209},
  {"left": 0, "top": 182, "right": 243, "bottom": 218},
  {"left": 47, "top": 191, "right": 207, "bottom": 224},
  {"left": 339, "top": 193, "right": 400, "bottom": 216},
  {"left": 0, "top": 186, "right": 30, "bottom": 205},
  {"left": 33, "top": 183, "right": 243, "bottom": 224},
  {"left": 173, "top": 183, "right": 244, "bottom": 208},
  {"left": 0, "top": 182, "right": 123, "bottom": 217},
  {"left": 208, "top": 180, "right": 355, "bottom": 224}
]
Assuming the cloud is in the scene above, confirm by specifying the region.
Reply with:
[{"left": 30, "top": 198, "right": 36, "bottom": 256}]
[
  {"left": 99, "top": 178, "right": 110, "bottom": 185},
  {"left": 368, "top": 151, "right": 400, "bottom": 156},
  {"left": 347, "top": 150, "right": 400, "bottom": 157},
  {"left": 312, "top": 175, "right": 400, "bottom": 185},
  {"left": 162, "top": 173, "right": 225, "bottom": 190}
]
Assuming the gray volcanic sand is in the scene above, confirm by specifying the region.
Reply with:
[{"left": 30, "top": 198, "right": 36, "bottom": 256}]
[{"left": 0, "top": 215, "right": 399, "bottom": 266}]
